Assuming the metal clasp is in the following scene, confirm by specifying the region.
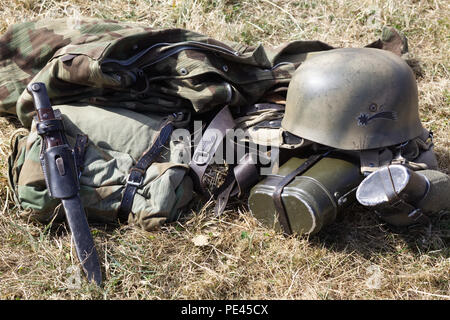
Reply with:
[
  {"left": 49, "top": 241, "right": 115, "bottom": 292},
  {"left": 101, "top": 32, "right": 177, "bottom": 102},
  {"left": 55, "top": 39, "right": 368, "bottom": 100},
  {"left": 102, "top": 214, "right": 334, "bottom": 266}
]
[{"left": 126, "top": 168, "right": 145, "bottom": 188}]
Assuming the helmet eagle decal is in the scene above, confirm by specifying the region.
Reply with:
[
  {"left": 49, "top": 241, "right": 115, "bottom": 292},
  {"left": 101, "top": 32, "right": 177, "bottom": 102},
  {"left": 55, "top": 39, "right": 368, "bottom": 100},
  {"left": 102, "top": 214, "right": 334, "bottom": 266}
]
[{"left": 357, "top": 111, "right": 398, "bottom": 126}]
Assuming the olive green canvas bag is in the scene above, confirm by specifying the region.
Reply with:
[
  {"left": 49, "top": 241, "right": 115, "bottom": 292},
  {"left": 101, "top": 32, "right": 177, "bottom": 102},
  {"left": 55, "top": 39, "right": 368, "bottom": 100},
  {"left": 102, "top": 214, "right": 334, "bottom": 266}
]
[{"left": 8, "top": 104, "right": 193, "bottom": 231}]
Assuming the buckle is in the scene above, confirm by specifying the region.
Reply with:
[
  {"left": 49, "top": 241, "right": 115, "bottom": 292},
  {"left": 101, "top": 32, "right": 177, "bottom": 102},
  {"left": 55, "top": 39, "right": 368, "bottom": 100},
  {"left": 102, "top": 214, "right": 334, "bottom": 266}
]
[
  {"left": 192, "top": 150, "right": 211, "bottom": 166},
  {"left": 126, "top": 168, "right": 145, "bottom": 188},
  {"left": 408, "top": 208, "right": 423, "bottom": 221},
  {"left": 127, "top": 175, "right": 143, "bottom": 187},
  {"left": 192, "top": 133, "right": 218, "bottom": 166}
]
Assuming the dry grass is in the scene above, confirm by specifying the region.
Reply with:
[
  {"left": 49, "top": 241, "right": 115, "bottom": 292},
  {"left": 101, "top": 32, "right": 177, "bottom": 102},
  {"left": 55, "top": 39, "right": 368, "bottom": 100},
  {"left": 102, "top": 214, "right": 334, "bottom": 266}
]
[{"left": 0, "top": 0, "right": 449, "bottom": 300}]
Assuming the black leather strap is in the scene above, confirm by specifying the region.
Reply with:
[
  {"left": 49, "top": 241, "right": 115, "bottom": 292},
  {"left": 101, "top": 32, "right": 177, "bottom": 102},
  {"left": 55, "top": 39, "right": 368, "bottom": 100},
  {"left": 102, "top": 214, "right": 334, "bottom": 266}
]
[
  {"left": 272, "top": 153, "right": 327, "bottom": 235},
  {"left": 213, "top": 168, "right": 238, "bottom": 216},
  {"left": 118, "top": 121, "right": 174, "bottom": 222},
  {"left": 73, "top": 134, "right": 89, "bottom": 174},
  {"left": 190, "top": 104, "right": 281, "bottom": 216},
  {"left": 213, "top": 153, "right": 260, "bottom": 216},
  {"left": 189, "top": 105, "right": 236, "bottom": 194},
  {"left": 36, "top": 118, "right": 65, "bottom": 135}
]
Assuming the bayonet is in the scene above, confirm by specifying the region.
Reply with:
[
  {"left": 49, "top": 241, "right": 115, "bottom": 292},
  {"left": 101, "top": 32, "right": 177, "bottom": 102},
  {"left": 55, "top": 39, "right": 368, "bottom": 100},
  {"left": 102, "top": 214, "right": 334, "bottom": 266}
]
[{"left": 27, "top": 82, "right": 102, "bottom": 286}]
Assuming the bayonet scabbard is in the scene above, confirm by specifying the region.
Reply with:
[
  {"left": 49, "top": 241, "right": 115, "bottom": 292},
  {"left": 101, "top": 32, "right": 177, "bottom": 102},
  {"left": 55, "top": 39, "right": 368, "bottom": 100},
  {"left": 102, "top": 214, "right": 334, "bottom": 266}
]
[{"left": 27, "top": 82, "right": 102, "bottom": 286}]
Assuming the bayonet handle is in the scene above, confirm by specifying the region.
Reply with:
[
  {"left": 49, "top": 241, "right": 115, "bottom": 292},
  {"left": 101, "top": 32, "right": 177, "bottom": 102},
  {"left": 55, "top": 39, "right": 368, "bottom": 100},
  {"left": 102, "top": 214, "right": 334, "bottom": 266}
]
[{"left": 27, "top": 82, "right": 63, "bottom": 148}]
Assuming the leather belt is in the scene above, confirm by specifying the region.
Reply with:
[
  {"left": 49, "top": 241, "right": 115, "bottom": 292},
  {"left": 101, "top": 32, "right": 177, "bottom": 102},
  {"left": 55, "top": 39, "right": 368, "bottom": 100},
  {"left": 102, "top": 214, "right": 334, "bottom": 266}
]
[
  {"left": 213, "top": 153, "right": 260, "bottom": 216},
  {"left": 189, "top": 105, "right": 261, "bottom": 216},
  {"left": 118, "top": 121, "right": 174, "bottom": 222},
  {"left": 189, "top": 105, "right": 236, "bottom": 194}
]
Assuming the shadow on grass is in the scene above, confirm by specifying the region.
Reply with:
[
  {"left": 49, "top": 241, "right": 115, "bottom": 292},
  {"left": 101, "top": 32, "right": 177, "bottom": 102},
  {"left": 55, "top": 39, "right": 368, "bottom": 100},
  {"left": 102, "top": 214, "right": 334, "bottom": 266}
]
[
  {"left": 310, "top": 204, "right": 450, "bottom": 259},
  {"left": 16, "top": 189, "right": 450, "bottom": 269},
  {"left": 187, "top": 193, "right": 450, "bottom": 261}
]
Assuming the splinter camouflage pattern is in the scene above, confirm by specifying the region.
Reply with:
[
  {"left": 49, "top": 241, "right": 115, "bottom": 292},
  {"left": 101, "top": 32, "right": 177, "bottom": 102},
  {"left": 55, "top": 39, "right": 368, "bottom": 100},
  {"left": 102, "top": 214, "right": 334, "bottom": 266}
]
[{"left": 0, "top": 18, "right": 409, "bottom": 229}]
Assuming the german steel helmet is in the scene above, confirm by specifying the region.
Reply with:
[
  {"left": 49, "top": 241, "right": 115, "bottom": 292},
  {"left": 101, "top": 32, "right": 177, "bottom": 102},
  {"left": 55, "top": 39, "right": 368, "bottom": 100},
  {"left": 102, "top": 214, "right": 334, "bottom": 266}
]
[{"left": 282, "top": 48, "right": 424, "bottom": 150}]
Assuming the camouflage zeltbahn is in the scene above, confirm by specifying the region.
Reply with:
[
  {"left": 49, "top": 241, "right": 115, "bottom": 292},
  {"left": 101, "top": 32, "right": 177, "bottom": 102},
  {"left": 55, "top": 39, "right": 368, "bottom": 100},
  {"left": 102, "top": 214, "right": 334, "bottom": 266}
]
[
  {"left": 0, "top": 17, "right": 408, "bottom": 127},
  {"left": 0, "top": 18, "right": 408, "bottom": 229}
]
